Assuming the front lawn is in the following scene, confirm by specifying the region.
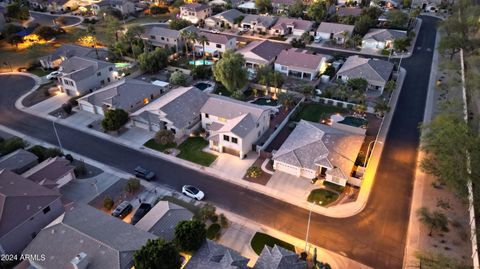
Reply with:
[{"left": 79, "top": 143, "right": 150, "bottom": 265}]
[
  {"left": 292, "top": 103, "right": 348, "bottom": 123},
  {"left": 177, "top": 137, "right": 217, "bottom": 166},
  {"left": 250, "top": 232, "right": 295, "bottom": 255},
  {"left": 307, "top": 189, "right": 339, "bottom": 206},
  {"left": 144, "top": 139, "right": 176, "bottom": 152}
]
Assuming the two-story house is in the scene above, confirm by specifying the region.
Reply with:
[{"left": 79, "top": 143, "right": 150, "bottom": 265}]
[
  {"left": 200, "top": 96, "right": 271, "bottom": 159},
  {"left": 106, "top": 0, "right": 135, "bottom": 16},
  {"left": 180, "top": 3, "right": 212, "bottom": 24},
  {"left": 0, "top": 169, "right": 64, "bottom": 256},
  {"left": 237, "top": 40, "right": 288, "bottom": 76},
  {"left": 193, "top": 32, "right": 236, "bottom": 58},
  {"left": 58, "top": 56, "right": 118, "bottom": 96},
  {"left": 274, "top": 48, "right": 331, "bottom": 80},
  {"left": 315, "top": 22, "right": 355, "bottom": 44},
  {"left": 39, "top": 44, "right": 108, "bottom": 69},
  {"left": 142, "top": 26, "right": 182, "bottom": 51},
  {"left": 205, "top": 9, "right": 244, "bottom": 29},
  {"left": 241, "top": 15, "right": 277, "bottom": 33},
  {"left": 269, "top": 17, "right": 314, "bottom": 37}
]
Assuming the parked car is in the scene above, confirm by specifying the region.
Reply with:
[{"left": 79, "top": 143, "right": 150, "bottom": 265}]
[
  {"left": 237, "top": 29, "right": 247, "bottom": 35},
  {"left": 46, "top": 70, "right": 60, "bottom": 80},
  {"left": 111, "top": 201, "right": 133, "bottom": 219},
  {"left": 131, "top": 203, "right": 152, "bottom": 224},
  {"left": 210, "top": 29, "right": 220, "bottom": 34},
  {"left": 134, "top": 166, "right": 156, "bottom": 181},
  {"left": 182, "top": 185, "right": 205, "bottom": 200}
]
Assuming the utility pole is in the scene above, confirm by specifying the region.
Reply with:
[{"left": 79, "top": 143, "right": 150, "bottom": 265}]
[{"left": 52, "top": 119, "right": 63, "bottom": 152}]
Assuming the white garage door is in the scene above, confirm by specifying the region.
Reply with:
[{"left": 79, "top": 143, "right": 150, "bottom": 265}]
[
  {"left": 300, "top": 168, "right": 316, "bottom": 179},
  {"left": 79, "top": 103, "right": 95, "bottom": 114},
  {"left": 133, "top": 120, "right": 150, "bottom": 130},
  {"left": 274, "top": 162, "right": 300, "bottom": 176}
]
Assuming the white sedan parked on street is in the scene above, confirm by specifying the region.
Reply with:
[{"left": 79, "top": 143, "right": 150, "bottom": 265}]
[{"left": 182, "top": 185, "right": 205, "bottom": 200}]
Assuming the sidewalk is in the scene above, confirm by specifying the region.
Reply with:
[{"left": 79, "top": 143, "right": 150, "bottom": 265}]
[{"left": 9, "top": 67, "right": 405, "bottom": 218}]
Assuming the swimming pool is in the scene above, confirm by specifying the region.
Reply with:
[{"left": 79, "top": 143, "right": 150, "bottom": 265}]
[
  {"left": 115, "top": 62, "right": 132, "bottom": 69},
  {"left": 195, "top": 82, "right": 212, "bottom": 91},
  {"left": 338, "top": 116, "right": 368, "bottom": 127},
  {"left": 251, "top": 97, "right": 278, "bottom": 106},
  {"left": 189, "top": 60, "right": 214, "bottom": 66}
]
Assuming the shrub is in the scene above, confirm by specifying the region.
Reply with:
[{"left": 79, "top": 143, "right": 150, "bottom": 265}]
[
  {"left": 150, "top": 6, "right": 169, "bottom": 15},
  {"left": 210, "top": 214, "right": 218, "bottom": 223},
  {"left": 65, "top": 154, "right": 74, "bottom": 162},
  {"left": 174, "top": 220, "right": 207, "bottom": 251},
  {"left": 246, "top": 166, "right": 262, "bottom": 178},
  {"left": 336, "top": 102, "right": 344, "bottom": 108},
  {"left": 102, "top": 109, "right": 129, "bottom": 132},
  {"left": 103, "top": 196, "right": 114, "bottom": 210},
  {"left": 125, "top": 178, "right": 141, "bottom": 194},
  {"left": 192, "top": 65, "right": 212, "bottom": 79},
  {"left": 0, "top": 137, "right": 26, "bottom": 156},
  {"left": 199, "top": 203, "right": 216, "bottom": 222},
  {"left": 347, "top": 104, "right": 354, "bottom": 110},
  {"left": 206, "top": 223, "right": 221, "bottom": 240},
  {"left": 169, "top": 71, "right": 188, "bottom": 86},
  {"left": 154, "top": 130, "right": 175, "bottom": 145},
  {"left": 381, "top": 49, "right": 391, "bottom": 56},
  {"left": 219, "top": 213, "right": 229, "bottom": 228},
  {"left": 74, "top": 161, "right": 87, "bottom": 177},
  {"left": 322, "top": 65, "right": 336, "bottom": 77}
]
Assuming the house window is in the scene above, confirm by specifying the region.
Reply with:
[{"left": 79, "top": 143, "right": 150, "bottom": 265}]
[
  {"left": 281, "top": 65, "right": 287, "bottom": 71},
  {"left": 161, "top": 37, "right": 165, "bottom": 40},
  {"left": 256, "top": 122, "right": 259, "bottom": 128},
  {"left": 205, "top": 113, "right": 209, "bottom": 118},
  {"left": 107, "top": 77, "right": 111, "bottom": 83},
  {"left": 143, "top": 97, "right": 149, "bottom": 104},
  {"left": 223, "top": 135, "right": 230, "bottom": 141},
  {"left": 43, "top": 206, "right": 51, "bottom": 214},
  {"left": 170, "top": 128, "right": 176, "bottom": 134},
  {"left": 216, "top": 44, "right": 222, "bottom": 49},
  {"left": 231, "top": 137, "right": 238, "bottom": 144},
  {"left": 97, "top": 72, "right": 101, "bottom": 76}
]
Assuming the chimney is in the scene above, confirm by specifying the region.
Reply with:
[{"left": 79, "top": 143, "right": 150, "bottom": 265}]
[{"left": 70, "top": 252, "right": 89, "bottom": 269}]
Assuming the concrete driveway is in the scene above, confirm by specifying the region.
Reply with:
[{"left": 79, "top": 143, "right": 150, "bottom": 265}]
[
  {"left": 210, "top": 151, "right": 257, "bottom": 178},
  {"left": 267, "top": 172, "right": 316, "bottom": 201}
]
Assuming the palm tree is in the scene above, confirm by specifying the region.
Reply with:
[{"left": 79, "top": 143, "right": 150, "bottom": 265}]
[
  {"left": 180, "top": 30, "right": 190, "bottom": 61},
  {"left": 341, "top": 31, "right": 349, "bottom": 48},
  {"left": 353, "top": 103, "right": 367, "bottom": 115},
  {"left": 416, "top": 207, "right": 449, "bottom": 236},
  {"left": 277, "top": 92, "right": 295, "bottom": 111},
  {"left": 198, "top": 35, "right": 209, "bottom": 66},
  {"left": 374, "top": 99, "right": 390, "bottom": 118},
  {"left": 349, "top": 34, "right": 363, "bottom": 48},
  {"left": 189, "top": 32, "right": 199, "bottom": 64}
]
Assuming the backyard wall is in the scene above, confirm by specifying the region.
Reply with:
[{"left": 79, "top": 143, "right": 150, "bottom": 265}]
[{"left": 314, "top": 97, "right": 375, "bottom": 114}]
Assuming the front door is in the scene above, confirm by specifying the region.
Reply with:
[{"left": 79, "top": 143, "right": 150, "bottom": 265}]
[{"left": 320, "top": 167, "right": 327, "bottom": 177}]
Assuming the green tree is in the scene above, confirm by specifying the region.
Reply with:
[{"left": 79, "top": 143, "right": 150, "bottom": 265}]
[
  {"left": 138, "top": 48, "right": 169, "bottom": 73},
  {"left": 386, "top": 10, "right": 409, "bottom": 28},
  {"left": 101, "top": 109, "right": 129, "bottom": 131},
  {"left": 105, "top": 15, "right": 122, "bottom": 44},
  {"left": 3, "top": 23, "right": 23, "bottom": 37},
  {"left": 174, "top": 220, "right": 207, "bottom": 252},
  {"left": 169, "top": 18, "right": 192, "bottom": 30},
  {"left": 124, "top": 25, "right": 145, "bottom": 58},
  {"left": 301, "top": 85, "right": 315, "bottom": 100},
  {"left": 322, "top": 65, "right": 336, "bottom": 77},
  {"left": 199, "top": 203, "right": 217, "bottom": 222},
  {"left": 277, "top": 92, "right": 295, "bottom": 110},
  {"left": 6, "top": 34, "right": 23, "bottom": 48},
  {"left": 0, "top": 137, "right": 26, "bottom": 155},
  {"left": 255, "top": 0, "right": 272, "bottom": 13},
  {"left": 306, "top": 1, "right": 327, "bottom": 23},
  {"left": 134, "top": 239, "right": 181, "bottom": 269},
  {"left": 353, "top": 103, "right": 367, "bottom": 115},
  {"left": 288, "top": 0, "right": 304, "bottom": 17},
  {"left": 393, "top": 37, "right": 411, "bottom": 52},
  {"left": 353, "top": 15, "right": 374, "bottom": 36},
  {"left": 213, "top": 50, "right": 248, "bottom": 93},
  {"left": 197, "top": 35, "right": 209, "bottom": 65},
  {"left": 416, "top": 207, "right": 449, "bottom": 236},
  {"left": 361, "top": 6, "right": 382, "bottom": 20},
  {"left": 154, "top": 130, "right": 175, "bottom": 145},
  {"left": 33, "top": 26, "right": 57, "bottom": 40},
  {"left": 6, "top": 2, "right": 29, "bottom": 20},
  {"left": 374, "top": 98, "right": 390, "bottom": 117},
  {"left": 103, "top": 196, "right": 114, "bottom": 210},
  {"left": 384, "top": 80, "right": 396, "bottom": 93},
  {"left": 169, "top": 71, "right": 188, "bottom": 86},
  {"left": 347, "top": 78, "right": 368, "bottom": 91},
  {"left": 124, "top": 178, "right": 141, "bottom": 194}
]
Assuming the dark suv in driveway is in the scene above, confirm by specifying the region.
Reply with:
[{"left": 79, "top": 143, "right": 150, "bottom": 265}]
[
  {"left": 111, "top": 201, "right": 133, "bottom": 219},
  {"left": 134, "top": 166, "right": 156, "bottom": 181},
  {"left": 131, "top": 203, "right": 152, "bottom": 225}
]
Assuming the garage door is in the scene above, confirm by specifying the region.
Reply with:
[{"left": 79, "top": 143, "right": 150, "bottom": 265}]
[
  {"left": 222, "top": 147, "right": 240, "bottom": 157},
  {"left": 133, "top": 120, "right": 150, "bottom": 130},
  {"left": 274, "top": 162, "right": 300, "bottom": 176},
  {"left": 66, "top": 89, "right": 77, "bottom": 96},
  {"left": 79, "top": 103, "right": 95, "bottom": 114},
  {"left": 300, "top": 168, "right": 316, "bottom": 179}
]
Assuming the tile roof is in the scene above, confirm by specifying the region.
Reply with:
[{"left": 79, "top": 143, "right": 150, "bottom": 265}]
[
  {"left": 132, "top": 86, "right": 209, "bottom": 130},
  {"left": 210, "top": 9, "right": 244, "bottom": 23},
  {"left": 0, "top": 169, "right": 61, "bottom": 238},
  {"left": 316, "top": 22, "right": 354, "bottom": 35},
  {"left": 337, "top": 55, "right": 394, "bottom": 83},
  {"left": 59, "top": 56, "right": 114, "bottom": 82},
  {"left": 185, "top": 240, "right": 249, "bottom": 269},
  {"left": 254, "top": 245, "right": 306, "bottom": 269},
  {"left": 363, "top": 28, "right": 407, "bottom": 42},
  {"left": 182, "top": 3, "right": 210, "bottom": 11},
  {"left": 198, "top": 32, "right": 233, "bottom": 44},
  {"left": 39, "top": 44, "right": 107, "bottom": 63},
  {"left": 275, "top": 49, "right": 330, "bottom": 70},
  {"left": 237, "top": 40, "right": 288, "bottom": 62},
  {"left": 79, "top": 78, "right": 163, "bottom": 111},
  {"left": 135, "top": 201, "right": 193, "bottom": 241},
  {"left": 22, "top": 157, "right": 74, "bottom": 187},
  {"left": 0, "top": 149, "right": 38, "bottom": 174},
  {"left": 241, "top": 15, "right": 278, "bottom": 28},
  {"left": 143, "top": 26, "right": 180, "bottom": 39},
  {"left": 271, "top": 0, "right": 297, "bottom": 6},
  {"left": 271, "top": 17, "right": 313, "bottom": 32},
  {"left": 23, "top": 204, "right": 157, "bottom": 269},
  {"left": 272, "top": 120, "right": 364, "bottom": 180},
  {"left": 336, "top": 7, "right": 363, "bottom": 17}
]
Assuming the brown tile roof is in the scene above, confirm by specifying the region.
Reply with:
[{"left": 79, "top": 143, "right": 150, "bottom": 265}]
[
  {"left": 275, "top": 49, "right": 329, "bottom": 70},
  {"left": 23, "top": 157, "right": 74, "bottom": 186}
]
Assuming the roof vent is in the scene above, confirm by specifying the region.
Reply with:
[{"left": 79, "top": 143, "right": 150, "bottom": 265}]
[{"left": 71, "top": 252, "right": 89, "bottom": 269}]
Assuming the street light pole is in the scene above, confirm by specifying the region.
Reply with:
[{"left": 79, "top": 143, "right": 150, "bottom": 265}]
[
  {"left": 304, "top": 208, "right": 312, "bottom": 252},
  {"left": 52, "top": 119, "right": 63, "bottom": 152}
]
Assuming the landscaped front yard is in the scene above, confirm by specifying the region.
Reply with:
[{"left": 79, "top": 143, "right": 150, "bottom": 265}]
[
  {"left": 292, "top": 103, "right": 349, "bottom": 123},
  {"left": 307, "top": 189, "right": 339, "bottom": 206},
  {"left": 250, "top": 232, "right": 295, "bottom": 255},
  {"left": 144, "top": 139, "right": 176, "bottom": 152},
  {"left": 177, "top": 137, "right": 217, "bottom": 167}
]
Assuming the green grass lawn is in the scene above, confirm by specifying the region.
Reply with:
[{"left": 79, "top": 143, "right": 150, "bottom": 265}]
[
  {"left": 28, "top": 68, "right": 50, "bottom": 77},
  {"left": 292, "top": 103, "right": 348, "bottom": 123},
  {"left": 144, "top": 139, "right": 176, "bottom": 152},
  {"left": 250, "top": 232, "right": 295, "bottom": 255},
  {"left": 322, "top": 180, "right": 345, "bottom": 193},
  {"left": 177, "top": 137, "right": 217, "bottom": 166},
  {"left": 307, "top": 189, "right": 339, "bottom": 206}
]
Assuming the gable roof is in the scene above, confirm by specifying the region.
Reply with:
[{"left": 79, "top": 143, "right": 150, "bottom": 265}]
[
  {"left": 197, "top": 32, "right": 233, "bottom": 45},
  {"left": 185, "top": 240, "right": 249, "bottom": 269},
  {"left": 132, "top": 87, "right": 209, "bottom": 129},
  {"left": 182, "top": 3, "right": 210, "bottom": 11},
  {"left": 0, "top": 149, "right": 38, "bottom": 174},
  {"left": 271, "top": 0, "right": 296, "bottom": 6},
  {"left": 272, "top": 120, "right": 364, "bottom": 179},
  {"left": 143, "top": 26, "right": 180, "bottom": 39},
  {"left": 241, "top": 15, "right": 277, "bottom": 28},
  {"left": 337, "top": 55, "right": 394, "bottom": 83},
  {"left": 23, "top": 204, "right": 157, "bottom": 269},
  {"left": 336, "top": 7, "right": 363, "bottom": 17},
  {"left": 254, "top": 245, "right": 306, "bottom": 269},
  {"left": 0, "top": 169, "right": 61, "bottom": 238},
  {"left": 363, "top": 28, "right": 407, "bottom": 42},
  {"left": 59, "top": 56, "right": 114, "bottom": 82},
  {"left": 237, "top": 40, "right": 288, "bottom": 63},
  {"left": 135, "top": 201, "right": 193, "bottom": 241},
  {"left": 271, "top": 17, "right": 313, "bottom": 32},
  {"left": 78, "top": 78, "right": 163, "bottom": 111},
  {"left": 211, "top": 9, "right": 244, "bottom": 23},
  {"left": 39, "top": 44, "right": 106, "bottom": 63},
  {"left": 22, "top": 157, "right": 74, "bottom": 187},
  {"left": 275, "top": 49, "right": 329, "bottom": 70},
  {"left": 316, "top": 22, "right": 354, "bottom": 35}
]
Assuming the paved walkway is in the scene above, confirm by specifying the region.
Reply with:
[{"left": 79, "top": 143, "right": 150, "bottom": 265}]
[{"left": 28, "top": 92, "right": 69, "bottom": 115}]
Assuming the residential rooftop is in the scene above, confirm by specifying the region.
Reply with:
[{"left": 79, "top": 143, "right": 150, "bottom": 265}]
[{"left": 276, "top": 49, "right": 330, "bottom": 70}]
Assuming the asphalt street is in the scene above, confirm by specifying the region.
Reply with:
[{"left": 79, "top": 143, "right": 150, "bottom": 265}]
[
  {"left": 0, "top": 7, "right": 81, "bottom": 27},
  {"left": 0, "top": 16, "right": 439, "bottom": 269}
]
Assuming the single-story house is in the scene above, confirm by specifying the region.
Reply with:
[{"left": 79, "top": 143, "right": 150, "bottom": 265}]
[
  {"left": 336, "top": 55, "right": 394, "bottom": 94},
  {"left": 237, "top": 1, "right": 258, "bottom": 14},
  {"left": 272, "top": 120, "right": 364, "bottom": 186},
  {"left": 58, "top": 56, "right": 118, "bottom": 96},
  {"left": 255, "top": 245, "right": 307, "bottom": 269},
  {"left": 269, "top": 17, "right": 313, "bottom": 37},
  {"left": 22, "top": 157, "right": 75, "bottom": 189},
  {"left": 205, "top": 9, "right": 244, "bottom": 29},
  {"left": 201, "top": 95, "right": 271, "bottom": 159},
  {"left": 193, "top": 32, "right": 236, "bottom": 57},
  {"left": 131, "top": 86, "right": 209, "bottom": 140},
  {"left": 274, "top": 48, "right": 331, "bottom": 80},
  {"left": 236, "top": 40, "right": 288, "bottom": 73},
  {"left": 0, "top": 169, "right": 64, "bottom": 256},
  {"left": 142, "top": 26, "right": 182, "bottom": 51},
  {"left": 241, "top": 14, "right": 277, "bottom": 33},
  {"left": 78, "top": 78, "right": 166, "bottom": 115},
  {"left": 185, "top": 240, "right": 250, "bottom": 268},
  {"left": 315, "top": 22, "right": 355, "bottom": 44},
  {"left": 22, "top": 204, "right": 157, "bottom": 269},
  {"left": 0, "top": 149, "right": 38, "bottom": 174},
  {"left": 361, "top": 28, "right": 407, "bottom": 50},
  {"left": 135, "top": 201, "right": 193, "bottom": 241},
  {"left": 39, "top": 44, "right": 108, "bottom": 69},
  {"left": 180, "top": 3, "right": 212, "bottom": 24}
]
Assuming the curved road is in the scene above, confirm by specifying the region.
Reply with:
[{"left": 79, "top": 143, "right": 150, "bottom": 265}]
[{"left": 0, "top": 16, "right": 439, "bottom": 269}]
